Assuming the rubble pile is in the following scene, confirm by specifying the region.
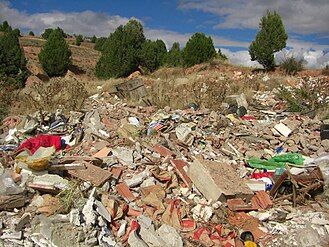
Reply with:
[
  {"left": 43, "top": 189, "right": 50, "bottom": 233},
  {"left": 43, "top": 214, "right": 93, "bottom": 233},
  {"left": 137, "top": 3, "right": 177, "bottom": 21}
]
[{"left": 1, "top": 88, "right": 329, "bottom": 247}]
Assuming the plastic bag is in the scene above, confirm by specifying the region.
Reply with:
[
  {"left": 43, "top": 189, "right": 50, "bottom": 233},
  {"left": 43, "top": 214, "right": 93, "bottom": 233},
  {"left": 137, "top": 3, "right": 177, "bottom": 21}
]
[{"left": 248, "top": 153, "right": 304, "bottom": 170}]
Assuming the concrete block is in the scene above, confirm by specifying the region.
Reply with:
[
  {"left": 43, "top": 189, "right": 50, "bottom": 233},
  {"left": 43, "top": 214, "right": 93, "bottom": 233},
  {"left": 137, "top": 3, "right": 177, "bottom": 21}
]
[{"left": 187, "top": 158, "right": 253, "bottom": 202}]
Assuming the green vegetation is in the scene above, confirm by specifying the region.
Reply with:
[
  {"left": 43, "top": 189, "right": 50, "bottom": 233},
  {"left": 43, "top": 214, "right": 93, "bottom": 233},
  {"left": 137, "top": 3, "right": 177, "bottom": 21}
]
[
  {"left": 75, "top": 34, "right": 83, "bottom": 46},
  {"left": 39, "top": 28, "right": 71, "bottom": 77},
  {"left": 182, "top": 32, "right": 216, "bottom": 67},
  {"left": 95, "top": 20, "right": 145, "bottom": 78},
  {"left": 42, "top": 27, "right": 67, "bottom": 40},
  {"left": 91, "top": 35, "right": 97, "bottom": 43},
  {"left": 28, "top": 31, "right": 35, "bottom": 36},
  {"left": 0, "top": 30, "right": 27, "bottom": 87},
  {"left": 0, "top": 21, "right": 12, "bottom": 32},
  {"left": 165, "top": 42, "right": 182, "bottom": 67},
  {"left": 139, "top": 39, "right": 167, "bottom": 72},
  {"left": 249, "top": 11, "right": 288, "bottom": 70},
  {"left": 280, "top": 57, "right": 304, "bottom": 75},
  {"left": 94, "top": 37, "right": 107, "bottom": 51}
]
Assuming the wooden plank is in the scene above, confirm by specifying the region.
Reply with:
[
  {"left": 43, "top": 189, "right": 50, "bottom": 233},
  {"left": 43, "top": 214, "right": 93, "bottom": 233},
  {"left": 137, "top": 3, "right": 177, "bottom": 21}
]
[{"left": 68, "top": 162, "right": 112, "bottom": 187}]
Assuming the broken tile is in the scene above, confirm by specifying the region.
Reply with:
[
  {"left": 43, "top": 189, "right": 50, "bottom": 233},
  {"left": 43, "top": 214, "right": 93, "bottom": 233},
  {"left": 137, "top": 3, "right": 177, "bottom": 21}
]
[
  {"left": 170, "top": 159, "right": 192, "bottom": 188},
  {"left": 153, "top": 144, "right": 175, "bottom": 157},
  {"left": 93, "top": 147, "right": 111, "bottom": 158},
  {"left": 68, "top": 162, "right": 112, "bottom": 187},
  {"left": 116, "top": 183, "right": 136, "bottom": 202}
]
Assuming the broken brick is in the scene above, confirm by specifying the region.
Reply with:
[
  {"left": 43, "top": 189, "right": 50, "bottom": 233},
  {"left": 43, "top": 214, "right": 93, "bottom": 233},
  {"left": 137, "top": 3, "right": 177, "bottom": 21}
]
[
  {"left": 153, "top": 144, "right": 176, "bottom": 157},
  {"left": 93, "top": 147, "right": 111, "bottom": 158},
  {"left": 116, "top": 183, "right": 136, "bottom": 202},
  {"left": 170, "top": 159, "right": 192, "bottom": 187},
  {"left": 251, "top": 191, "right": 273, "bottom": 210}
]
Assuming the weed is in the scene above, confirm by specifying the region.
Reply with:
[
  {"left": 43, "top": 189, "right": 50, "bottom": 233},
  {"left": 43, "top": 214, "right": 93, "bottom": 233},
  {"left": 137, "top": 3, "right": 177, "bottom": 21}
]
[{"left": 280, "top": 57, "right": 304, "bottom": 75}]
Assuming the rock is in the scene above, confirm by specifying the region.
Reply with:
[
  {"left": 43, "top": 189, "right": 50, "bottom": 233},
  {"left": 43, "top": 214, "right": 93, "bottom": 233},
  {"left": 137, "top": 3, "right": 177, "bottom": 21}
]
[
  {"left": 187, "top": 158, "right": 253, "bottom": 202},
  {"left": 125, "top": 169, "right": 150, "bottom": 187},
  {"left": 274, "top": 123, "right": 292, "bottom": 137},
  {"left": 128, "top": 231, "right": 148, "bottom": 247},
  {"left": 32, "top": 174, "right": 70, "bottom": 190},
  {"left": 156, "top": 224, "right": 183, "bottom": 247},
  {"left": 0, "top": 231, "right": 22, "bottom": 240},
  {"left": 85, "top": 237, "right": 98, "bottom": 246},
  {"left": 245, "top": 150, "right": 263, "bottom": 158},
  {"left": 82, "top": 188, "right": 96, "bottom": 226},
  {"left": 112, "top": 147, "right": 136, "bottom": 169},
  {"left": 69, "top": 209, "right": 81, "bottom": 226},
  {"left": 95, "top": 200, "right": 111, "bottom": 223},
  {"left": 175, "top": 124, "right": 194, "bottom": 145},
  {"left": 14, "top": 213, "right": 31, "bottom": 231}
]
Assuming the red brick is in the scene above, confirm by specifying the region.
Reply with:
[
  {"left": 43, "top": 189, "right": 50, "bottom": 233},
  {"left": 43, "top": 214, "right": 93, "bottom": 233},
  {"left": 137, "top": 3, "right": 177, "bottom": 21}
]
[
  {"left": 116, "top": 182, "right": 136, "bottom": 202},
  {"left": 251, "top": 191, "right": 273, "bottom": 210},
  {"left": 93, "top": 147, "right": 111, "bottom": 158},
  {"left": 153, "top": 144, "right": 175, "bottom": 157},
  {"left": 170, "top": 159, "right": 192, "bottom": 188},
  {"left": 110, "top": 167, "right": 123, "bottom": 180}
]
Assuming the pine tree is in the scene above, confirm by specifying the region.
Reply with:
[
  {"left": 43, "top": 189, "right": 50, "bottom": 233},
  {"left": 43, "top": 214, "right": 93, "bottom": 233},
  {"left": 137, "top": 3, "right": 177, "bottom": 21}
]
[
  {"left": 29, "top": 31, "right": 35, "bottom": 36},
  {"left": 91, "top": 35, "right": 97, "bottom": 43},
  {"left": 182, "top": 33, "right": 216, "bottom": 67},
  {"left": 39, "top": 28, "right": 71, "bottom": 77},
  {"left": 139, "top": 39, "right": 167, "bottom": 72},
  {"left": 76, "top": 34, "right": 83, "bottom": 46},
  {"left": 165, "top": 42, "right": 182, "bottom": 67},
  {"left": 95, "top": 20, "right": 146, "bottom": 78},
  {"left": 249, "top": 11, "right": 288, "bottom": 70},
  {"left": 0, "top": 30, "right": 27, "bottom": 87}
]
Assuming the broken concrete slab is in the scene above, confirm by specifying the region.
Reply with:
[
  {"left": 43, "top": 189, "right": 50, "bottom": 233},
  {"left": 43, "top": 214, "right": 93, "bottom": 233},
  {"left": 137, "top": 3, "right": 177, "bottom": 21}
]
[
  {"left": 274, "top": 123, "right": 292, "bottom": 137},
  {"left": 95, "top": 200, "right": 111, "bottom": 223},
  {"left": 188, "top": 158, "right": 253, "bottom": 202},
  {"left": 156, "top": 224, "right": 183, "bottom": 247}
]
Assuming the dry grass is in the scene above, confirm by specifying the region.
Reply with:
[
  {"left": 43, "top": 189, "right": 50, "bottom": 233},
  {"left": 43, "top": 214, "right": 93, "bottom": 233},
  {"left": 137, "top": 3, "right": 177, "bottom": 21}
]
[{"left": 11, "top": 77, "right": 88, "bottom": 115}]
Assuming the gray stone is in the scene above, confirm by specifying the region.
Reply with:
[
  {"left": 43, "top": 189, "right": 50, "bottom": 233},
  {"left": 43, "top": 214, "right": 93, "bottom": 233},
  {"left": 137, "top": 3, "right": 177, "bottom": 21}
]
[
  {"left": 156, "top": 224, "right": 183, "bottom": 247},
  {"left": 95, "top": 200, "right": 111, "bottom": 223},
  {"left": 0, "top": 231, "right": 22, "bottom": 240},
  {"left": 14, "top": 213, "right": 31, "bottom": 231},
  {"left": 128, "top": 231, "right": 148, "bottom": 247}
]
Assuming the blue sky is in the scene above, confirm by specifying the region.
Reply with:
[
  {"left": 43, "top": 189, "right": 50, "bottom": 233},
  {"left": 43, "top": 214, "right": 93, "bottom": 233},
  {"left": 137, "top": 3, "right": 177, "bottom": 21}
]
[{"left": 1, "top": 0, "right": 329, "bottom": 68}]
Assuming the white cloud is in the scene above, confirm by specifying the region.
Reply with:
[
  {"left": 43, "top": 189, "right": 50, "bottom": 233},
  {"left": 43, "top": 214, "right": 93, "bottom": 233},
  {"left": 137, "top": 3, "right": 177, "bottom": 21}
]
[
  {"left": 221, "top": 48, "right": 261, "bottom": 68},
  {"left": 0, "top": 1, "right": 130, "bottom": 36},
  {"left": 179, "top": 0, "right": 329, "bottom": 35}
]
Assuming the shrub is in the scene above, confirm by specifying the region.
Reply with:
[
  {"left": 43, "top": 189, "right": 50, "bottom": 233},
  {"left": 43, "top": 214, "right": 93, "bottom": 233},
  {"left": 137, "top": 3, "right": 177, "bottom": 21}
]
[
  {"left": 165, "top": 42, "right": 182, "bottom": 67},
  {"left": 75, "top": 34, "right": 83, "bottom": 46},
  {"left": 182, "top": 32, "right": 216, "bottom": 67},
  {"left": 39, "top": 28, "right": 71, "bottom": 77},
  {"left": 322, "top": 65, "right": 329, "bottom": 76},
  {"left": 139, "top": 39, "right": 167, "bottom": 72},
  {"left": 29, "top": 31, "right": 35, "bottom": 36},
  {"left": 94, "top": 37, "right": 107, "bottom": 51},
  {"left": 280, "top": 57, "right": 304, "bottom": 75},
  {"left": 95, "top": 19, "right": 145, "bottom": 78},
  {"left": 0, "top": 30, "right": 28, "bottom": 87},
  {"left": 249, "top": 11, "right": 288, "bottom": 70},
  {"left": 91, "top": 35, "right": 97, "bottom": 43}
]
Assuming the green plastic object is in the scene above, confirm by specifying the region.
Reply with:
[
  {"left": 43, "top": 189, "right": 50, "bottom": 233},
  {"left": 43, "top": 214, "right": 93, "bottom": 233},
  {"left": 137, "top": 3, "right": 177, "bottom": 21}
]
[{"left": 248, "top": 153, "right": 304, "bottom": 170}]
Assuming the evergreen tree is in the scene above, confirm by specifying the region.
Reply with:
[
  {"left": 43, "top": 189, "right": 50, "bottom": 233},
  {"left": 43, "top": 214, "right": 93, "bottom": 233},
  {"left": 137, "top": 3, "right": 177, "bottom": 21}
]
[
  {"left": 91, "top": 35, "right": 97, "bottom": 43},
  {"left": 249, "top": 11, "right": 288, "bottom": 70},
  {"left": 76, "top": 34, "right": 83, "bottom": 46},
  {"left": 165, "top": 42, "right": 182, "bottom": 67},
  {"left": 0, "top": 21, "right": 12, "bottom": 32},
  {"left": 29, "top": 31, "right": 35, "bottom": 36},
  {"left": 95, "top": 19, "right": 146, "bottom": 78},
  {"left": 0, "top": 30, "right": 28, "bottom": 87},
  {"left": 94, "top": 37, "right": 107, "bottom": 51},
  {"left": 139, "top": 39, "right": 167, "bottom": 72},
  {"left": 182, "top": 33, "right": 216, "bottom": 67},
  {"left": 38, "top": 28, "right": 71, "bottom": 77},
  {"left": 42, "top": 27, "right": 66, "bottom": 40}
]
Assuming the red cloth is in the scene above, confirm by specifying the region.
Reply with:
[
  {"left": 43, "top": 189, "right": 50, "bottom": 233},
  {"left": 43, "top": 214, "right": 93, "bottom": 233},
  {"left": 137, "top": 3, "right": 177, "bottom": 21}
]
[{"left": 17, "top": 135, "right": 62, "bottom": 154}]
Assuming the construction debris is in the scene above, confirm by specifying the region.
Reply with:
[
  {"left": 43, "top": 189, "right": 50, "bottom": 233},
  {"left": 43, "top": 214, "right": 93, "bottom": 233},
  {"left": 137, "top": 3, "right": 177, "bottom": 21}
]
[{"left": 1, "top": 83, "right": 329, "bottom": 247}]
